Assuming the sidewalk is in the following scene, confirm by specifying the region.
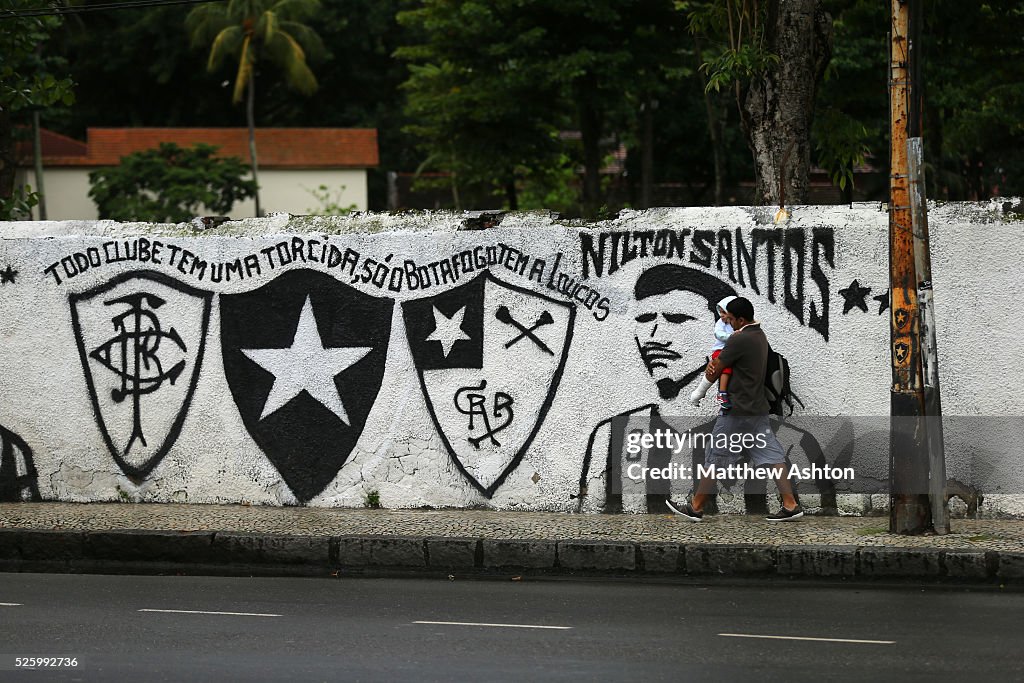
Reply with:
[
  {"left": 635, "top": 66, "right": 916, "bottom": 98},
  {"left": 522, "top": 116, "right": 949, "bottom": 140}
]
[{"left": 1, "top": 503, "right": 1022, "bottom": 583}]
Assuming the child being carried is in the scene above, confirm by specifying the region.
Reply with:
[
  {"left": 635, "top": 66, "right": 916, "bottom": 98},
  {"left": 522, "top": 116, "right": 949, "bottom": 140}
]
[{"left": 689, "top": 295, "right": 735, "bottom": 409}]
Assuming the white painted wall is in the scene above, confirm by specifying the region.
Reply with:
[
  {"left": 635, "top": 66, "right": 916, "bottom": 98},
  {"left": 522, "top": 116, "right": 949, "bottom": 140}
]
[
  {"left": 0, "top": 203, "right": 1021, "bottom": 516},
  {"left": 17, "top": 169, "right": 98, "bottom": 221},
  {"left": 233, "top": 169, "right": 369, "bottom": 218},
  {"left": 16, "top": 168, "right": 369, "bottom": 221}
]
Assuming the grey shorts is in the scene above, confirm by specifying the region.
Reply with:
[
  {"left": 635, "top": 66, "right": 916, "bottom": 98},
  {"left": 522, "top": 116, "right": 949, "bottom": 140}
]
[{"left": 704, "top": 414, "right": 786, "bottom": 468}]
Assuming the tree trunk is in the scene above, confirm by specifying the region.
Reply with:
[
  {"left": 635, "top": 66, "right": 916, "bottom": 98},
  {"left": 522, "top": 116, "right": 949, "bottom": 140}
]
[
  {"left": 695, "top": 36, "right": 725, "bottom": 206},
  {"left": 246, "top": 74, "right": 262, "bottom": 218},
  {"left": 640, "top": 97, "right": 654, "bottom": 209},
  {"left": 743, "top": 0, "right": 832, "bottom": 206},
  {"left": 33, "top": 111, "right": 46, "bottom": 220},
  {"left": 577, "top": 76, "right": 604, "bottom": 218},
  {"left": 0, "top": 109, "right": 15, "bottom": 201},
  {"left": 504, "top": 173, "right": 518, "bottom": 210}
]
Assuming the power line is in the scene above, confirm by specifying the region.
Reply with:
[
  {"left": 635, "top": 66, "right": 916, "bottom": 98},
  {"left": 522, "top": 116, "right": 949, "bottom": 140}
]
[{"left": 0, "top": 0, "right": 221, "bottom": 19}]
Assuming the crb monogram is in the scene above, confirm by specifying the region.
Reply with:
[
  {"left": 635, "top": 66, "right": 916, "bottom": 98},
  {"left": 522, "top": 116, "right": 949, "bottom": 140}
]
[
  {"left": 453, "top": 380, "right": 515, "bottom": 448},
  {"left": 89, "top": 292, "right": 187, "bottom": 455}
]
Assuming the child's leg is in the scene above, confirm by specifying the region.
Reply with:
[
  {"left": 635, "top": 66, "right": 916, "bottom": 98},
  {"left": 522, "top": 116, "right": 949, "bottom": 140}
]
[
  {"left": 688, "top": 353, "right": 716, "bottom": 405},
  {"left": 716, "top": 367, "right": 732, "bottom": 410}
]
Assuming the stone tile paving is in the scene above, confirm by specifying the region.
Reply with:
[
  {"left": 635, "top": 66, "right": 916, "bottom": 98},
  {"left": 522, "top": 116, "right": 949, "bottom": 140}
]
[{"left": 1, "top": 503, "right": 1022, "bottom": 552}]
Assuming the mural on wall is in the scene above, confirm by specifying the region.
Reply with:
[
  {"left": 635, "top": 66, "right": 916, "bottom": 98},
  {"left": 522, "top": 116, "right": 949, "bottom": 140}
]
[
  {"left": 0, "top": 425, "right": 40, "bottom": 502},
  {"left": 403, "top": 271, "right": 575, "bottom": 496},
  {"left": 18, "top": 210, "right": 991, "bottom": 513},
  {"left": 0, "top": 264, "right": 16, "bottom": 285},
  {"left": 577, "top": 262, "right": 838, "bottom": 514},
  {"left": 70, "top": 270, "right": 212, "bottom": 480},
  {"left": 220, "top": 268, "right": 394, "bottom": 503},
  {"left": 580, "top": 226, "right": 836, "bottom": 341},
  {"left": 839, "top": 279, "right": 872, "bottom": 314},
  {"left": 578, "top": 264, "right": 737, "bottom": 513}
]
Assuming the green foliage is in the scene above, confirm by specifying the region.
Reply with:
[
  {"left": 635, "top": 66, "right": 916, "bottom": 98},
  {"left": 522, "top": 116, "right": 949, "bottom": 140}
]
[
  {"left": 684, "top": 0, "right": 777, "bottom": 95},
  {"left": 187, "top": 0, "right": 326, "bottom": 104},
  {"left": 364, "top": 489, "right": 381, "bottom": 509},
  {"left": 921, "top": 0, "right": 1024, "bottom": 199},
  {"left": 0, "top": 186, "right": 40, "bottom": 221},
  {"left": 304, "top": 184, "right": 357, "bottom": 215},
  {"left": 0, "top": 1, "right": 75, "bottom": 202},
  {"left": 813, "top": 107, "right": 871, "bottom": 190},
  {"left": 0, "top": 1, "right": 75, "bottom": 114},
  {"left": 397, "top": 0, "right": 689, "bottom": 214},
  {"left": 88, "top": 143, "right": 257, "bottom": 222},
  {"left": 396, "top": 0, "right": 569, "bottom": 209},
  {"left": 37, "top": 0, "right": 1024, "bottom": 209}
]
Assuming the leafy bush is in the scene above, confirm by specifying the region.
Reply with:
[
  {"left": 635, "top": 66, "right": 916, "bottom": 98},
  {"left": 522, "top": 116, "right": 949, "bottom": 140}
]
[{"left": 88, "top": 142, "right": 257, "bottom": 222}]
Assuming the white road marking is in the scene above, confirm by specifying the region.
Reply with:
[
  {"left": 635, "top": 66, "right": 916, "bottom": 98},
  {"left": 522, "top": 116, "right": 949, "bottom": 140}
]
[
  {"left": 719, "top": 633, "right": 894, "bottom": 645},
  {"left": 139, "top": 609, "right": 281, "bottom": 617},
  {"left": 413, "top": 621, "right": 572, "bottom": 630},
  {"left": 0, "top": 602, "right": 22, "bottom": 606}
]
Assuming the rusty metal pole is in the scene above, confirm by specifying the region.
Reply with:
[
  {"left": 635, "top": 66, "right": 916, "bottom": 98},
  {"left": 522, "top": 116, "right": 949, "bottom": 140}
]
[
  {"left": 907, "top": 137, "right": 949, "bottom": 535},
  {"left": 888, "top": 0, "right": 932, "bottom": 534}
]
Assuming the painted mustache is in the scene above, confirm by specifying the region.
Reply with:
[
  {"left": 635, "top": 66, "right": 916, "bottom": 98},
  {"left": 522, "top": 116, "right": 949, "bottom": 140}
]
[{"left": 638, "top": 341, "right": 682, "bottom": 370}]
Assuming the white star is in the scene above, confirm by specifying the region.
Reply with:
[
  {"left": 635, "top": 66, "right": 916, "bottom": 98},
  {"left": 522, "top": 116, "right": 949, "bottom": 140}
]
[
  {"left": 241, "top": 296, "right": 373, "bottom": 424},
  {"left": 425, "top": 305, "right": 471, "bottom": 358}
]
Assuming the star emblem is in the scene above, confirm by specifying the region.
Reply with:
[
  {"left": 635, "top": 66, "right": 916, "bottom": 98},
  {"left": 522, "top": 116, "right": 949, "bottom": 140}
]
[
  {"left": 894, "top": 308, "right": 909, "bottom": 328},
  {"left": 241, "top": 296, "right": 373, "bottom": 424},
  {"left": 425, "top": 305, "right": 471, "bottom": 358},
  {"left": 873, "top": 290, "right": 890, "bottom": 315},
  {"left": 839, "top": 279, "right": 871, "bottom": 314},
  {"left": 0, "top": 264, "right": 16, "bottom": 284},
  {"left": 894, "top": 341, "right": 910, "bottom": 364}
]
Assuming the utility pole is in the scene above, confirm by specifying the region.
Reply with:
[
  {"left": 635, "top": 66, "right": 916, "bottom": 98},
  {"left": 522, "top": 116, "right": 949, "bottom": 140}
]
[
  {"left": 888, "top": 0, "right": 946, "bottom": 534},
  {"left": 32, "top": 110, "right": 46, "bottom": 220}
]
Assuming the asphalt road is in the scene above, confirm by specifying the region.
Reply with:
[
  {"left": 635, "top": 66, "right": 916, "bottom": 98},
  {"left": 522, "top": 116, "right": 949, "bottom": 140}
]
[{"left": 0, "top": 573, "right": 1021, "bottom": 682}]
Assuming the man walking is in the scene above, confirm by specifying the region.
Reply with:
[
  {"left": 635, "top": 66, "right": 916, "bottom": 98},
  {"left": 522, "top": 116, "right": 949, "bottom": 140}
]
[{"left": 666, "top": 297, "right": 804, "bottom": 522}]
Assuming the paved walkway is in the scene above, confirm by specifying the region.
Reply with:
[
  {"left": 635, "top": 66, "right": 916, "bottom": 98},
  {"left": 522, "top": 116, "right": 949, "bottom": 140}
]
[{"left": 1, "top": 503, "right": 1022, "bottom": 581}]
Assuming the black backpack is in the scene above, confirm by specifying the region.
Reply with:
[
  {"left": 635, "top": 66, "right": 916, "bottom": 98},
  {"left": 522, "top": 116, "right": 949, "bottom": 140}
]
[{"left": 765, "top": 348, "right": 804, "bottom": 416}]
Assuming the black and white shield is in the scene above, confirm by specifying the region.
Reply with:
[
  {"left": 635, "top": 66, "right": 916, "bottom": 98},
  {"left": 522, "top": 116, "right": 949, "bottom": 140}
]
[
  {"left": 70, "top": 270, "right": 212, "bottom": 480},
  {"left": 403, "top": 271, "right": 574, "bottom": 497},
  {"left": 220, "top": 269, "right": 393, "bottom": 503}
]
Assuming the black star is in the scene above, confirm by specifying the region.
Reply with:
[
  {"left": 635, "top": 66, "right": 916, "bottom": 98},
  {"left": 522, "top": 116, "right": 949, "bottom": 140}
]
[
  {"left": 0, "top": 264, "right": 16, "bottom": 285},
  {"left": 839, "top": 279, "right": 871, "bottom": 314},
  {"left": 874, "top": 290, "right": 890, "bottom": 315}
]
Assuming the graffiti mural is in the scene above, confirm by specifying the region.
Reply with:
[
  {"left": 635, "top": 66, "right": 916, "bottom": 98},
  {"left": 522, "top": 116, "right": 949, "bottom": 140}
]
[
  {"left": 70, "top": 270, "right": 212, "bottom": 480},
  {"left": 0, "top": 425, "right": 40, "bottom": 502},
  {"left": 580, "top": 226, "right": 836, "bottom": 341},
  {"left": 839, "top": 279, "right": 872, "bottom": 314},
  {"left": 403, "top": 271, "right": 574, "bottom": 496},
  {"left": 5, "top": 206, "right": 1015, "bottom": 514},
  {"left": 220, "top": 268, "right": 393, "bottom": 503}
]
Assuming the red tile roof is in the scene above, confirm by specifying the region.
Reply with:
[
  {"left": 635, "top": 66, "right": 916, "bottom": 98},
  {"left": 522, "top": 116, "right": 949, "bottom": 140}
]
[
  {"left": 13, "top": 128, "right": 89, "bottom": 160},
  {"left": 20, "top": 127, "right": 378, "bottom": 169}
]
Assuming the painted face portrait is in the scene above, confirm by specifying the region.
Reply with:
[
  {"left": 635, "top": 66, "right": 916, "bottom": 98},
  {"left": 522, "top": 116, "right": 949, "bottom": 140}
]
[{"left": 633, "top": 264, "right": 737, "bottom": 400}]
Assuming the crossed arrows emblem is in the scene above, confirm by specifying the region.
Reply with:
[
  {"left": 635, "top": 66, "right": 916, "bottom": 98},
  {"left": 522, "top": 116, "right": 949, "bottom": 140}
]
[{"left": 495, "top": 305, "right": 555, "bottom": 356}]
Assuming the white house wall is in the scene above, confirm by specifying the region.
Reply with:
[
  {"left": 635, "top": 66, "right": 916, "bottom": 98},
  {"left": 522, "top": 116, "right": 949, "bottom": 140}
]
[
  {"left": 233, "top": 169, "right": 369, "bottom": 218},
  {"left": 17, "top": 168, "right": 369, "bottom": 220},
  {"left": 19, "top": 169, "right": 99, "bottom": 221},
  {"left": 0, "top": 203, "right": 1020, "bottom": 516}
]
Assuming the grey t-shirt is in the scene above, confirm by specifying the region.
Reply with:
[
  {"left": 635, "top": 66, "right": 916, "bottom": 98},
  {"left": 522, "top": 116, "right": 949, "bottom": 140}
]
[{"left": 716, "top": 322, "right": 770, "bottom": 415}]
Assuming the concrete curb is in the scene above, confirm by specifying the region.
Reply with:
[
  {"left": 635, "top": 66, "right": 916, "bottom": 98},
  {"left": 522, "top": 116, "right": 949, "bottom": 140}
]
[{"left": 0, "top": 528, "right": 1021, "bottom": 583}]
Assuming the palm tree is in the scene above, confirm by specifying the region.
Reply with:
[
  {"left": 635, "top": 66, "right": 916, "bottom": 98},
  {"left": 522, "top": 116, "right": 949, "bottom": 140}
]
[{"left": 187, "top": 0, "right": 325, "bottom": 217}]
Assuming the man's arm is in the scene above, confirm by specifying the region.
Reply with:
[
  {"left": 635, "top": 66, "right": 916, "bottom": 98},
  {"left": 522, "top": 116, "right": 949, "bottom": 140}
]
[
  {"left": 704, "top": 357, "right": 724, "bottom": 382},
  {"left": 705, "top": 333, "right": 744, "bottom": 381}
]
